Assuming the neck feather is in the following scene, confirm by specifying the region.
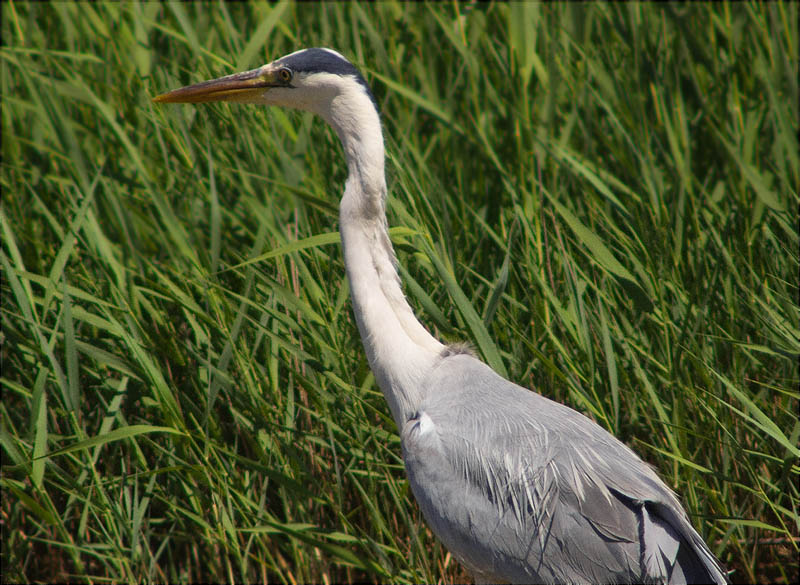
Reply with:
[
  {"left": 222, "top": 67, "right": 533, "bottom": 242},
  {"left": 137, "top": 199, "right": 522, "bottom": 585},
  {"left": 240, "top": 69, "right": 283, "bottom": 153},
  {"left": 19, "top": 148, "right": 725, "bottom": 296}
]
[{"left": 326, "top": 86, "right": 444, "bottom": 426}]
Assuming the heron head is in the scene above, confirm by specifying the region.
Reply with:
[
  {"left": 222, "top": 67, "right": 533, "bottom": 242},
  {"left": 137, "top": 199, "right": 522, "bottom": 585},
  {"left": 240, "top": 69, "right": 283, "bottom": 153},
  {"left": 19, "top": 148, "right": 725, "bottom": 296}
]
[{"left": 153, "top": 48, "right": 377, "bottom": 119}]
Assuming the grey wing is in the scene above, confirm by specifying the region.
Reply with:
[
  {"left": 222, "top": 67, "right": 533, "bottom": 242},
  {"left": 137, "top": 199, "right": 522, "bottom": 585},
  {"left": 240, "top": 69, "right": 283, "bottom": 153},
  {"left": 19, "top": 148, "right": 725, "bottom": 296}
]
[{"left": 402, "top": 354, "right": 727, "bottom": 584}]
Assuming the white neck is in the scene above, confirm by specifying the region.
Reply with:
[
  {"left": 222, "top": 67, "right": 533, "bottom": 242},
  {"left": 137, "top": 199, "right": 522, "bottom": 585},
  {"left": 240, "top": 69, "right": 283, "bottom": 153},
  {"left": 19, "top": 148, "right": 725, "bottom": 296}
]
[{"left": 320, "top": 84, "right": 445, "bottom": 427}]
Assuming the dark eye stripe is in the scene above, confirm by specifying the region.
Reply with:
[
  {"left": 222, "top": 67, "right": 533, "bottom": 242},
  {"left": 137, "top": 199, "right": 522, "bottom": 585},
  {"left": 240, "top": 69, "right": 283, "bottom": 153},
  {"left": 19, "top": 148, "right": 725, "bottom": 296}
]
[{"left": 277, "top": 48, "right": 378, "bottom": 111}]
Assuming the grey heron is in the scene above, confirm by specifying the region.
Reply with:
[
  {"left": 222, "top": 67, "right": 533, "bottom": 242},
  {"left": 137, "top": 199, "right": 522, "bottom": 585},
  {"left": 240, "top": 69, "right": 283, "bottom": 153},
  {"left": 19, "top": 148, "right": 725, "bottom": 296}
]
[{"left": 154, "top": 48, "right": 728, "bottom": 584}]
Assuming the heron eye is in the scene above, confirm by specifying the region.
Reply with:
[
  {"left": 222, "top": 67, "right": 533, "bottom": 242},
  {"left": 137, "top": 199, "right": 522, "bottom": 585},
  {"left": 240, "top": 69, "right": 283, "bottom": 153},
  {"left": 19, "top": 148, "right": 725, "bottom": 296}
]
[{"left": 278, "top": 67, "right": 292, "bottom": 83}]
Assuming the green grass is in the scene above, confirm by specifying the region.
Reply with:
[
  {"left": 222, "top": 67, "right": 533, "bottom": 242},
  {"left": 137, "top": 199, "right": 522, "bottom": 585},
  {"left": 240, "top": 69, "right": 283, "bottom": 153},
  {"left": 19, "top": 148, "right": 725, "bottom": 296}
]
[{"left": 2, "top": 2, "right": 797, "bottom": 583}]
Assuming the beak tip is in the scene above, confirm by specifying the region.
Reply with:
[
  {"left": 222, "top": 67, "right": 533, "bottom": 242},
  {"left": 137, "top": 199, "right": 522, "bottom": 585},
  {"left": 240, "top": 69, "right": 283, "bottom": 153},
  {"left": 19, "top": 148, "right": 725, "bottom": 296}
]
[{"left": 152, "top": 92, "right": 174, "bottom": 104}]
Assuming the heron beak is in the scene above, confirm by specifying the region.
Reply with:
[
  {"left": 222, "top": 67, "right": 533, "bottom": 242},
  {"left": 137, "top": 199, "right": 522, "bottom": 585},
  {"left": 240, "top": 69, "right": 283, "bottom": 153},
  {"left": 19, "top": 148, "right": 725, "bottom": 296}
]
[{"left": 153, "top": 65, "right": 279, "bottom": 104}]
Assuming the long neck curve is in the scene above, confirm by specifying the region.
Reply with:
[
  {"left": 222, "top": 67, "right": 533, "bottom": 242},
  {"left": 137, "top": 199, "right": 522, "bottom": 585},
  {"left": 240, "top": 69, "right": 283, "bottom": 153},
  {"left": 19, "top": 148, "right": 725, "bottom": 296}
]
[{"left": 319, "top": 84, "right": 444, "bottom": 427}]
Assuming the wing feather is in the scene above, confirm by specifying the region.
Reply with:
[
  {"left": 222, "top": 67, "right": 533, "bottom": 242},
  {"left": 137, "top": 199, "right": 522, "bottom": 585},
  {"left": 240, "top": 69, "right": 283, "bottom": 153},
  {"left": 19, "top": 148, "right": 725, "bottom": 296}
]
[{"left": 401, "top": 354, "right": 726, "bottom": 584}]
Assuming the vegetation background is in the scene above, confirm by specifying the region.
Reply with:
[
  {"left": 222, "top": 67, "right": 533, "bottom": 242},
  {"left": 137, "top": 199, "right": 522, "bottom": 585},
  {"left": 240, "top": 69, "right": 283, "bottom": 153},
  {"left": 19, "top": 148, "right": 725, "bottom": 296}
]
[{"left": 2, "top": 2, "right": 797, "bottom": 583}]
